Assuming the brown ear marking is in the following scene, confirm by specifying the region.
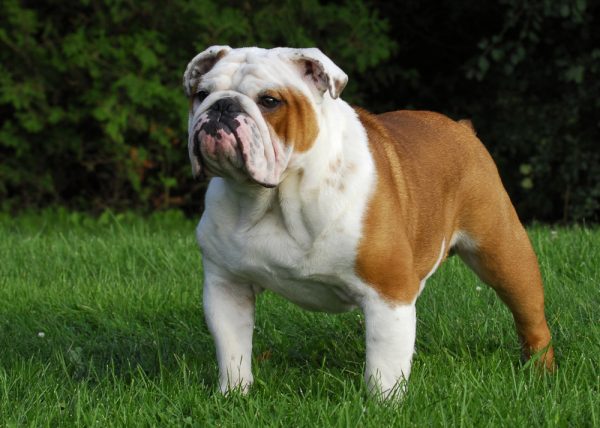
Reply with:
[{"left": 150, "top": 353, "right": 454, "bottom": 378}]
[
  {"left": 189, "top": 49, "right": 228, "bottom": 80},
  {"left": 303, "top": 60, "right": 329, "bottom": 94},
  {"left": 286, "top": 48, "right": 348, "bottom": 99},
  {"left": 195, "top": 49, "right": 228, "bottom": 76},
  {"left": 183, "top": 46, "right": 231, "bottom": 96},
  {"left": 262, "top": 88, "right": 319, "bottom": 153}
]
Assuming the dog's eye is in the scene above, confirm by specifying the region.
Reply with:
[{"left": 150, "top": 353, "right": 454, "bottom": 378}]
[
  {"left": 258, "top": 95, "right": 281, "bottom": 110},
  {"left": 195, "top": 90, "right": 210, "bottom": 103}
]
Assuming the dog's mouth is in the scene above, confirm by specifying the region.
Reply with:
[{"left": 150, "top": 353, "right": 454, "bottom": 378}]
[
  {"left": 191, "top": 109, "right": 281, "bottom": 188},
  {"left": 193, "top": 119, "right": 245, "bottom": 177},
  {"left": 188, "top": 95, "right": 295, "bottom": 188}
]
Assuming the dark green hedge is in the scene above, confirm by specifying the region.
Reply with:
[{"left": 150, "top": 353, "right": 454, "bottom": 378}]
[{"left": 1, "top": 0, "right": 598, "bottom": 222}]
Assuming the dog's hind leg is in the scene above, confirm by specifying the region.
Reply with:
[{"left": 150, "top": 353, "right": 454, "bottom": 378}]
[{"left": 452, "top": 194, "right": 554, "bottom": 370}]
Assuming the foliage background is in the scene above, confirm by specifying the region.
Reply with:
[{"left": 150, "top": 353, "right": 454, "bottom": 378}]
[{"left": 1, "top": 0, "right": 598, "bottom": 222}]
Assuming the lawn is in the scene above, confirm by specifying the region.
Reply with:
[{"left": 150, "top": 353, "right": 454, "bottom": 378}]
[{"left": 0, "top": 211, "right": 598, "bottom": 427}]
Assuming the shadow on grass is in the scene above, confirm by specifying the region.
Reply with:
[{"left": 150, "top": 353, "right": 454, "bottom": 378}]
[
  {"left": 1, "top": 303, "right": 214, "bottom": 384},
  {"left": 0, "top": 300, "right": 367, "bottom": 388},
  {"left": 0, "top": 291, "right": 537, "bottom": 394}
]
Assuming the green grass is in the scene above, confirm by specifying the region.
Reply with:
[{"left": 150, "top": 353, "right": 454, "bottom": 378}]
[{"left": 0, "top": 210, "right": 598, "bottom": 427}]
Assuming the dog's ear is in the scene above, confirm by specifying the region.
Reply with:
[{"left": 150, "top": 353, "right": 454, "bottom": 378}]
[
  {"left": 183, "top": 45, "right": 231, "bottom": 96},
  {"left": 283, "top": 48, "right": 348, "bottom": 99}
]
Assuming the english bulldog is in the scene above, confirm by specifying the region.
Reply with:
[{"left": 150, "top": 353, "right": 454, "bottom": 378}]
[{"left": 183, "top": 46, "right": 554, "bottom": 398}]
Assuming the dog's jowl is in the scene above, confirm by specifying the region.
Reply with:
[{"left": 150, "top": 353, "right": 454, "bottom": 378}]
[{"left": 183, "top": 46, "right": 554, "bottom": 398}]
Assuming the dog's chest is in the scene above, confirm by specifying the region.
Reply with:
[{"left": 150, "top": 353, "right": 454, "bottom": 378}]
[{"left": 198, "top": 196, "right": 364, "bottom": 312}]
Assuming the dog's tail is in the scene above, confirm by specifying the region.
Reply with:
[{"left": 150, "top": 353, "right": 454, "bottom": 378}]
[{"left": 458, "top": 118, "right": 476, "bottom": 135}]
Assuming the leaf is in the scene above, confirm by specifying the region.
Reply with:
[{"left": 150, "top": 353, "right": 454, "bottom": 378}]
[
  {"left": 491, "top": 49, "right": 504, "bottom": 61},
  {"left": 520, "top": 164, "right": 533, "bottom": 175},
  {"left": 478, "top": 56, "right": 490, "bottom": 74},
  {"left": 564, "top": 65, "right": 585, "bottom": 84},
  {"left": 521, "top": 178, "right": 534, "bottom": 190}
]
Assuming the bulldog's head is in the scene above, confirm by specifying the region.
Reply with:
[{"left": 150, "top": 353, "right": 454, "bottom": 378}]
[{"left": 183, "top": 46, "right": 348, "bottom": 187}]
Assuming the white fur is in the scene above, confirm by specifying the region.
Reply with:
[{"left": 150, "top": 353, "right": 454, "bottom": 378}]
[
  {"left": 418, "top": 239, "right": 446, "bottom": 297},
  {"left": 363, "top": 297, "right": 416, "bottom": 399},
  {"left": 450, "top": 230, "right": 482, "bottom": 277},
  {"left": 188, "top": 47, "right": 439, "bottom": 397},
  {"left": 361, "top": 239, "right": 446, "bottom": 400},
  {"left": 450, "top": 230, "right": 478, "bottom": 251},
  {"left": 202, "top": 259, "right": 255, "bottom": 394},
  {"left": 197, "top": 100, "right": 375, "bottom": 312}
]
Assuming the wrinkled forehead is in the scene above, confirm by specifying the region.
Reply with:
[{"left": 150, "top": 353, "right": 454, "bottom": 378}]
[{"left": 202, "top": 48, "right": 305, "bottom": 96}]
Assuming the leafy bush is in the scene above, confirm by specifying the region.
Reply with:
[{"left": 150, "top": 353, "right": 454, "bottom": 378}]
[
  {"left": 463, "top": 0, "right": 600, "bottom": 223},
  {"left": 1, "top": 0, "right": 598, "bottom": 223},
  {"left": 365, "top": 0, "right": 599, "bottom": 223},
  {"left": 0, "top": 0, "right": 393, "bottom": 213}
]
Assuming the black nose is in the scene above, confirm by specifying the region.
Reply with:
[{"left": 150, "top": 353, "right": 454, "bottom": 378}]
[{"left": 209, "top": 98, "right": 243, "bottom": 115}]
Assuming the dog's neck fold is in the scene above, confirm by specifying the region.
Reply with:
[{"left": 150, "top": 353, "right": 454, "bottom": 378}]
[{"left": 220, "top": 98, "right": 374, "bottom": 250}]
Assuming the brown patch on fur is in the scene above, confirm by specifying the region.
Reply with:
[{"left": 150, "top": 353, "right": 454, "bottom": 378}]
[
  {"left": 261, "top": 88, "right": 319, "bottom": 153},
  {"left": 354, "top": 108, "right": 421, "bottom": 303},
  {"left": 354, "top": 107, "right": 554, "bottom": 368},
  {"left": 329, "top": 157, "right": 342, "bottom": 172},
  {"left": 353, "top": 108, "right": 515, "bottom": 300}
]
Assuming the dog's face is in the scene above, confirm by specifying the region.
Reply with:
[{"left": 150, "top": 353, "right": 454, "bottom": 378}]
[{"left": 183, "top": 46, "right": 348, "bottom": 187}]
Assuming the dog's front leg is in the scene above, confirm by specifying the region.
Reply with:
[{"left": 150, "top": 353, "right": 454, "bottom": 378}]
[
  {"left": 362, "top": 297, "right": 417, "bottom": 399},
  {"left": 203, "top": 261, "right": 256, "bottom": 394}
]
